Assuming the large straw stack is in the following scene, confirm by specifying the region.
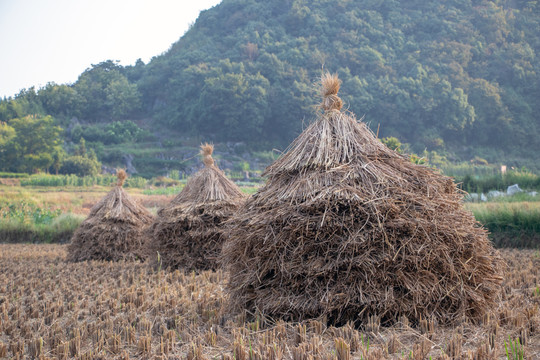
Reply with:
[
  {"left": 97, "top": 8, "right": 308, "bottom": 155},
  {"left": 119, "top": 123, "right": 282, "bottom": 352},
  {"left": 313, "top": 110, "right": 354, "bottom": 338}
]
[
  {"left": 67, "top": 170, "right": 154, "bottom": 262},
  {"left": 222, "top": 73, "right": 503, "bottom": 325},
  {"left": 147, "top": 144, "right": 246, "bottom": 271}
]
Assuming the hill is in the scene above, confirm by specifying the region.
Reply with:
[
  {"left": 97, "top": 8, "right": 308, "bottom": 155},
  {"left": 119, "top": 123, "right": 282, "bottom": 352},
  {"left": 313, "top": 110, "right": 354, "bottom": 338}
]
[{"left": 1, "top": 0, "right": 539, "bottom": 174}]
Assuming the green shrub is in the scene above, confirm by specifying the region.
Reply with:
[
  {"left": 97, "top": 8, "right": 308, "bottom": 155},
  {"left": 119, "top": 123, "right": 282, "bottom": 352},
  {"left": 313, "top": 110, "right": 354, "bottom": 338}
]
[
  {"left": 97, "top": 175, "right": 116, "bottom": 186},
  {"left": 252, "top": 151, "right": 279, "bottom": 165},
  {"left": 50, "top": 213, "right": 85, "bottom": 234},
  {"left": 234, "top": 161, "right": 250, "bottom": 172},
  {"left": 380, "top": 137, "right": 402, "bottom": 153},
  {"left": 73, "top": 121, "right": 150, "bottom": 145},
  {"left": 151, "top": 176, "right": 180, "bottom": 187},
  {"left": 169, "top": 170, "right": 180, "bottom": 180},
  {"left": 59, "top": 155, "right": 101, "bottom": 176},
  {"left": 101, "top": 149, "right": 124, "bottom": 164},
  {"left": 125, "top": 176, "right": 147, "bottom": 188},
  {"left": 132, "top": 157, "right": 182, "bottom": 179},
  {"left": 0, "top": 172, "right": 29, "bottom": 178},
  {"left": 228, "top": 171, "right": 246, "bottom": 179}
]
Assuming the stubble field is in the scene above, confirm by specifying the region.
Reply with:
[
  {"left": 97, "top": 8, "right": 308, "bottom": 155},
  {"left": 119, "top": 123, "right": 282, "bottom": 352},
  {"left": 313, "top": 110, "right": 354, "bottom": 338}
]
[{"left": 0, "top": 244, "right": 538, "bottom": 359}]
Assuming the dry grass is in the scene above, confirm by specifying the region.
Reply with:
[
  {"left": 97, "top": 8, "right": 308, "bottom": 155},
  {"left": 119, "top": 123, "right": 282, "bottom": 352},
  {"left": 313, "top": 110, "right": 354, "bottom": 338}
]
[
  {"left": 0, "top": 185, "right": 172, "bottom": 216},
  {"left": 0, "top": 244, "right": 538, "bottom": 359}
]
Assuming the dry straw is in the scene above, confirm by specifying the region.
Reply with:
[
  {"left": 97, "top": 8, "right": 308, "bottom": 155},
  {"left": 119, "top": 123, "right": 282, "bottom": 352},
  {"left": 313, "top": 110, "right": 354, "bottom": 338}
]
[
  {"left": 66, "top": 170, "right": 154, "bottom": 262},
  {"left": 222, "top": 73, "right": 503, "bottom": 325},
  {"left": 146, "top": 144, "right": 246, "bottom": 271}
]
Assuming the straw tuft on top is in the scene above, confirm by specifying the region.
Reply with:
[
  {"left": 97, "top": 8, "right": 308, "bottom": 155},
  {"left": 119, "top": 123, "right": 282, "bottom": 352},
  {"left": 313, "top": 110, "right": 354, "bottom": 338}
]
[
  {"left": 321, "top": 73, "right": 343, "bottom": 111},
  {"left": 116, "top": 169, "right": 127, "bottom": 187},
  {"left": 201, "top": 143, "right": 215, "bottom": 167}
]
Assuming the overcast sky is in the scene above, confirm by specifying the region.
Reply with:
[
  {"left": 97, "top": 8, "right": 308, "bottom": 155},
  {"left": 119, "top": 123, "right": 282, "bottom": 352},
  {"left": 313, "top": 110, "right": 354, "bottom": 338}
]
[{"left": 0, "top": 0, "right": 222, "bottom": 98}]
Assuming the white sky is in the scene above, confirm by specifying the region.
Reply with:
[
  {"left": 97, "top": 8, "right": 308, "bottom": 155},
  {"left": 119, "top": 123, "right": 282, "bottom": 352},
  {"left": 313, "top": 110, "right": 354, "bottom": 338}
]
[{"left": 0, "top": 0, "right": 222, "bottom": 98}]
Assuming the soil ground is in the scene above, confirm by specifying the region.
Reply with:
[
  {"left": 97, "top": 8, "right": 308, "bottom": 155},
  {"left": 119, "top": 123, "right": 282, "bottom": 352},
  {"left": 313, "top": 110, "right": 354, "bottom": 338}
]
[{"left": 0, "top": 244, "right": 538, "bottom": 359}]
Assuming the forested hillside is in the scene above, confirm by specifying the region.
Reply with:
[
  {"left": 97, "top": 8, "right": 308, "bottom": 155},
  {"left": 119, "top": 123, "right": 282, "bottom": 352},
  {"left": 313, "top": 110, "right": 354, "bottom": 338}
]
[{"left": 1, "top": 0, "right": 539, "bottom": 174}]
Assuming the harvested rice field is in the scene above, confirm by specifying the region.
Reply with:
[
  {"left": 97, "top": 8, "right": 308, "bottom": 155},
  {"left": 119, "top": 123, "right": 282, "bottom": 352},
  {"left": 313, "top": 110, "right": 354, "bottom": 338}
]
[{"left": 0, "top": 244, "right": 538, "bottom": 359}]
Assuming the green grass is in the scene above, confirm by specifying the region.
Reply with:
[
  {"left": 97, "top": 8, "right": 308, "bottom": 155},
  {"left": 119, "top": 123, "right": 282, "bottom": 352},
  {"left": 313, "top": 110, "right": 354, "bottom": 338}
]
[
  {"left": 505, "top": 336, "right": 525, "bottom": 360},
  {"left": 0, "top": 201, "right": 61, "bottom": 224},
  {"left": 20, "top": 174, "right": 113, "bottom": 187},
  {"left": 467, "top": 202, "right": 540, "bottom": 248},
  {"left": 440, "top": 163, "right": 500, "bottom": 178},
  {"left": 485, "top": 192, "right": 540, "bottom": 203},
  {"left": 0, "top": 172, "right": 29, "bottom": 178},
  {"left": 1, "top": 183, "right": 538, "bottom": 247},
  {"left": 104, "top": 142, "right": 180, "bottom": 157},
  {"left": 143, "top": 186, "right": 184, "bottom": 196},
  {"left": 468, "top": 202, "right": 540, "bottom": 232},
  {"left": 240, "top": 186, "right": 259, "bottom": 195},
  {"left": 19, "top": 174, "right": 147, "bottom": 188},
  {"left": 252, "top": 150, "right": 280, "bottom": 164},
  {"left": 0, "top": 212, "right": 84, "bottom": 243},
  {"left": 143, "top": 184, "right": 260, "bottom": 196},
  {"left": 457, "top": 170, "right": 540, "bottom": 193},
  {"left": 0, "top": 199, "right": 84, "bottom": 243}
]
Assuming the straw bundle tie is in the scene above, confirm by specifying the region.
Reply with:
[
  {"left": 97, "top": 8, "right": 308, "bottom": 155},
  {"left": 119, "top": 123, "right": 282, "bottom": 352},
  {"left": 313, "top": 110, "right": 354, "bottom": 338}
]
[
  {"left": 321, "top": 73, "right": 343, "bottom": 111},
  {"left": 201, "top": 143, "right": 215, "bottom": 167},
  {"left": 116, "top": 169, "right": 127, "bottom": 187}
]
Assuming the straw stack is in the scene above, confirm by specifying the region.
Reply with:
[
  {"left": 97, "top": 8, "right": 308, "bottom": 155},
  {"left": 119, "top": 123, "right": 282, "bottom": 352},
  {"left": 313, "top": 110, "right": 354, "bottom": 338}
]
[
  {"left": 222, "top": 73, "right": 503, "bottom": 325},
  {"left": 147, "top": 144, "right": 246, "bottom": 271},
  {"left": 67, "top": 170, "right": 154, "bottom": 262}
]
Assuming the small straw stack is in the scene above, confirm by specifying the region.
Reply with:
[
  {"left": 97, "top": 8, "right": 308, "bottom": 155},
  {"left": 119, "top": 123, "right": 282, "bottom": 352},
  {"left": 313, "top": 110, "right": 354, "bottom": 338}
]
[
  {"left": 146, "top": 144, "right": 246, "bottom": 271},
  {"left": 67, "top": 170, "right": 154, "bottom": 262},
  {"left": 222, "top": 73, "right": 503, "bottom": 325}
]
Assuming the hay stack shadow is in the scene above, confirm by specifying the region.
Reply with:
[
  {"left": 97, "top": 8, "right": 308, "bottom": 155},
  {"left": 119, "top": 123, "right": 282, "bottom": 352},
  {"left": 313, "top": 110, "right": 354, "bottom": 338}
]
[
  {"left": 146, "top": 144, "right": 246, "bottom": 272},
  {"left": 66, "top": 170, "right": 154, "bottom": 262},
  {"left": 222, "top": 73, "right": 503, "bottom": 325}
]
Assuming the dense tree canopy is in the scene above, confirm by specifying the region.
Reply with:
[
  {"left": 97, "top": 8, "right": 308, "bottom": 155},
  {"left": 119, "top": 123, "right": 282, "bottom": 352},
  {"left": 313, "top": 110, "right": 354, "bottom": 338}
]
[
  {"left": 0, "top": 0, "right": 538, "bottom": 168},
  {"left": 0, "top": 116, "right": 63, "bottom": 173}
]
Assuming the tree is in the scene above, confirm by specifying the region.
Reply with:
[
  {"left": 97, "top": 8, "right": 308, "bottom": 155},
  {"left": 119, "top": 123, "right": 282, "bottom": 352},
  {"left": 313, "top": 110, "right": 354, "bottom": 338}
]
[
  {"left": 0, "top": 122, "right": 16, "bottom": 170},
  {"left": 6, "top": 115, "right": 63, "bottom": 173},
  {"left": 194, "top": 71, "right": 270, "bottom": 141},
  {"left": 74, "top": 60, "right": 141, "bottom": 121},
  {"left": 466, "top": 79, "right": 510, "bottom": 146},
  {"left": 51, "top": 148, "right": 65, "bottom": 175},
  {"left": 0, "top": 88, "right": 44, "bottom": 121},
  {"left": 77, "top": 138, "right": 87, "bottom": 157},
  {"left": 105, "top": 77, "right": 141, "bottom": 118},
  {"left": 0, "top": 121, "right": 16, "bottom": 148},
  {"left": 436, "top": 86, "right": 475, "bottom": 135},
  {"left": 38, "top": 82, "right": 82, "bottom": 119},
  {"left": 0, "top": 0, "right": 538, "bottom": 167}
]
